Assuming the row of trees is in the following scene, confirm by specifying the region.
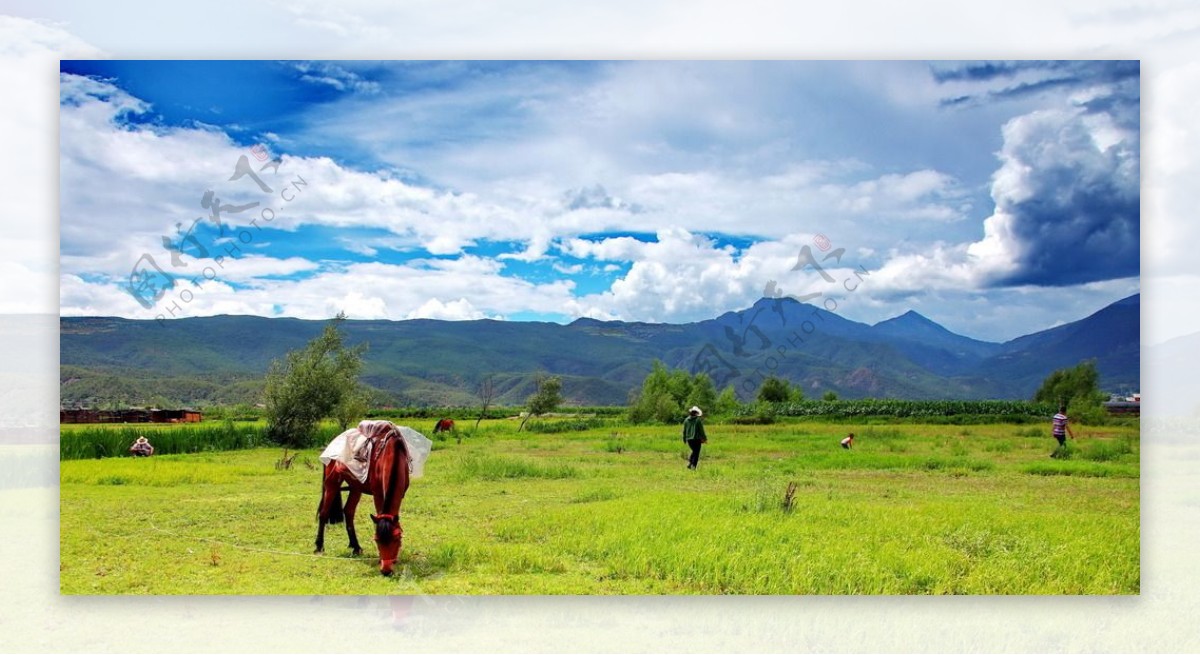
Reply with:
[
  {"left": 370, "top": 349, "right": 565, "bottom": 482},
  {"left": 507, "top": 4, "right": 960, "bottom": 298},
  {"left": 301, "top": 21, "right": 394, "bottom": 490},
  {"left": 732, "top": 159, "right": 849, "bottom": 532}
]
[
  {"left": 626, "top": 361, "right": 844, "bottom": 424},
  {"left": 262, "top": 317, "right": 1116, "bottom": 444}
]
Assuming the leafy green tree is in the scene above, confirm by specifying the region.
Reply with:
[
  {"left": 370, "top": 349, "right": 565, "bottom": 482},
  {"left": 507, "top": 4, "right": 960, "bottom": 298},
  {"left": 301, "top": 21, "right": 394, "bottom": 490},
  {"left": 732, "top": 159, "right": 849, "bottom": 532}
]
[
  {"left": 264, "top": 314, "right": 367, "bottom": 447},
  {"left": 757, "top": 376, "right": 792, "bottom": 403},
  {"left": 520, "top": 375, "right": 562, "bottom": 431},
  {"left": 822, "top": 390, "right": 839, "bottom": 401},
  {"left": 1033, "top": 360, "right": 1104, "bottom": 407},
  {"left": 628, "top": 361, "right": 673, "bottom": 423},
  {"left": 714, "top": 386, "right": 739, "bottom": 416},
  {"left": 628, "top": 361, "right": 722, "bottom": 423},
  {"left": 332, "top": 388, "right": 370, "bottom": 431},
  {"left": 685, "top": 372, "right": 717, "bottom": 413}
]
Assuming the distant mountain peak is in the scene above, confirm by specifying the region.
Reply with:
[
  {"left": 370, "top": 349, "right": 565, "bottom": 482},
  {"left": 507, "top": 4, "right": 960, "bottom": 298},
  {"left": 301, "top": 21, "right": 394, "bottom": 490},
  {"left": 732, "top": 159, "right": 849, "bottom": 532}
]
[
  {"left": 896, "top": 309, "right": 934, "bottom": 323},
  {"left": 751, "top": 295, "right": 803, "bottom": 309},
  {"left": 876, "top": 309, "right": 942, "bottom": 330}
]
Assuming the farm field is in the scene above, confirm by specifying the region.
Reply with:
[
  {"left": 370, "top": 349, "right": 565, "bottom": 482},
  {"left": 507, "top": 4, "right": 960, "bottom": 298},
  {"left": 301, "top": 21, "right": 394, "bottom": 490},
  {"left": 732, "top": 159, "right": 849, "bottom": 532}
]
[{"left": 59, "top": 419, "right": 1139, "bottom": 595}]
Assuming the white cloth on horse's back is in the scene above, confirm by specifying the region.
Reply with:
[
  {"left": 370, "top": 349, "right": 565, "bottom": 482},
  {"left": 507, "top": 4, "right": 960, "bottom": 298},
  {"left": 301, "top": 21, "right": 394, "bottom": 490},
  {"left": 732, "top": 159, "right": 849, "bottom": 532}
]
[
  {"left": 319, "top": 428, "right": 372, "bottom": 483},
  {"left": 318, "top": 421, "right": 433, "bottom": 481},
  {"left": 397, "top": 425, "right": 432, "bottom": 479}
]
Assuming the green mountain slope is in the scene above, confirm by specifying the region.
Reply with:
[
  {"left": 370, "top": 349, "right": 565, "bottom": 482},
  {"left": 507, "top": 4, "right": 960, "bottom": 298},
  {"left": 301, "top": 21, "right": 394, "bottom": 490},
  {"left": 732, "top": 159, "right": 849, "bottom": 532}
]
[{"left": 59, "top": 295, "right": 1139, "bottom": 407}]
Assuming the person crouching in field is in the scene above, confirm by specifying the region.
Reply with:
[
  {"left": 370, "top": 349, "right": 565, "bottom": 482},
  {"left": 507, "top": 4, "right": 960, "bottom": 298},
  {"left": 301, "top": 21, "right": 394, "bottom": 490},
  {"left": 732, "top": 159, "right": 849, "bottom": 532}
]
[
  {"left": 129, "top": 436, "right": 154, "bottom": 457},
  {"left": 1050, "top": 404, "right": 1075, "bottom": 457},
  {"left": 682, "top": 406, "right": 707, "bottom": 470},
  {"left": 840, "top": 433, "right": 854, "bottom": 449}
]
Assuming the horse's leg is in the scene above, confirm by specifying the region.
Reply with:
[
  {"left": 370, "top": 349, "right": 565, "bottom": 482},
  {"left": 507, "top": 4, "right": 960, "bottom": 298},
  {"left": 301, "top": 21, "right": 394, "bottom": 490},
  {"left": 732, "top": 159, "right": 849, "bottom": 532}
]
[
  {"left": 315, "top": 469, "right": 338, "bottom": 554},
  {"left": 344, "top": 488, "right": 364, "bottom": 556},
  {"left": 316, "top": 472, "right": 331, "bottom": 547},
  {"left": 315, "top": 524, "right": 326, "bottom": 554}
]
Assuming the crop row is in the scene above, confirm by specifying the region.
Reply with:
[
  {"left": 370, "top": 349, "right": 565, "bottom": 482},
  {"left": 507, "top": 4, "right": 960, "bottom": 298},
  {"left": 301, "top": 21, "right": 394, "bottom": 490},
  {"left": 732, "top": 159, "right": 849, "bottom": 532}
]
[
  {"left": 740, "top": 399, "right": 1060, "bottom": 419},
  {"left": 59, "top": 422, "right": 345, "bottom": 460}
]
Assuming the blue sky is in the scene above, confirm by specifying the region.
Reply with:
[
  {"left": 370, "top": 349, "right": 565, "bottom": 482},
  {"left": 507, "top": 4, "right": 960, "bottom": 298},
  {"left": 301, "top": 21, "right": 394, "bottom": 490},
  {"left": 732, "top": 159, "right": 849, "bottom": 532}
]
[{"left": 58, "top": 60, "right": 1139, "bottom": 341}]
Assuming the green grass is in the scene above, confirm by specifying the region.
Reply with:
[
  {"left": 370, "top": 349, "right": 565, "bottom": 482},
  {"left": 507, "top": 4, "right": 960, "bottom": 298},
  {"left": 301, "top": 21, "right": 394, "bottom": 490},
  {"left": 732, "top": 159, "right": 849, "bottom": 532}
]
[
  {"left": 59, "top": 420, "right": 346, "bottom": 459},
  {"left": 59, "top": 419, "right": 1139, "bottom": 595}
]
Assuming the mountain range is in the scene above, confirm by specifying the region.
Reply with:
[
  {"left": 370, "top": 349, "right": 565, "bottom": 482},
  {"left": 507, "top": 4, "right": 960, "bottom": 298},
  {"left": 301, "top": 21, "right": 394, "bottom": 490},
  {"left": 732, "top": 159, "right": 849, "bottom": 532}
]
[{"left": 59, "top": 294, "right": 1140, "bottom": 407}]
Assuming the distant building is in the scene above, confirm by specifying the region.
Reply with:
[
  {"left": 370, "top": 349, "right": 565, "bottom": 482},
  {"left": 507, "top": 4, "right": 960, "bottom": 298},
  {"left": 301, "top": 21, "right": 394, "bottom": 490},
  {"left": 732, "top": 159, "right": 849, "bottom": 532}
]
[
  {"left": 1103, "top": 393, "right": 1140, "bottom": 416},
  {"left": 60, "top": 408, "right": 202, "bottom": 424}
]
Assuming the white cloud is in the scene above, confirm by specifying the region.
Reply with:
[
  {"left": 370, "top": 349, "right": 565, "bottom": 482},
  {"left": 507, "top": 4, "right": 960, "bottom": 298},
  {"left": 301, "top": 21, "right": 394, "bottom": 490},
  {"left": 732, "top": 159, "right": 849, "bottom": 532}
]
[
  {"left": 566, "top": 227, "right": 831, "bottom": 323},
  {"left": 552, "top": 262, "right": 584, "bottom": 275},
  {"left": 828, "top": 170, "right": 969, "bottom": 221},
  {"left": 60, "top": 254, "right": 578, "bottom": 323},
  {"left": 292, "top": 62, "right": 982, "bottom": 249},
  {"left": 55, "top": 60, "right": 1141, "bottom": 337},
  {"left": 405, "top": 297, "right": 484, "bottom": 320},
  {"left": 329, "top": 291, "right": 388, "bottom": 318},
  {"left": 290, "top": 61, "right": 380, "bottom": 94},
  {"left": 0, "top": 17, "right": 103, "bottom": 312}
]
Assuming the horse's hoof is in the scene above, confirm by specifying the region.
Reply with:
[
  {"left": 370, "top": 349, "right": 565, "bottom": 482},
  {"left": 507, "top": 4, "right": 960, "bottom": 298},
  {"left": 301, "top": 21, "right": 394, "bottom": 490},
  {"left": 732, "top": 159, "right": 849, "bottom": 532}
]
[
  {"left": 352, "top": 548, "right": 363, "bottom": 556},
  {"left": 314, "top": 547, "right": 324, "bottom": 555}
]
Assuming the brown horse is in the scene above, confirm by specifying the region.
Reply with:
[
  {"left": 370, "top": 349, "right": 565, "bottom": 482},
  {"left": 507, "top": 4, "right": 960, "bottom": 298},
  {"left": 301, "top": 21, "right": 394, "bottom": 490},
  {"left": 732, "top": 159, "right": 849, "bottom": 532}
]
[
  {"left": 433, "top": 418, "right": 455, "bottom": 434},
  {"left": 315, "top": 421, "right": 411, "bottom": 575}
]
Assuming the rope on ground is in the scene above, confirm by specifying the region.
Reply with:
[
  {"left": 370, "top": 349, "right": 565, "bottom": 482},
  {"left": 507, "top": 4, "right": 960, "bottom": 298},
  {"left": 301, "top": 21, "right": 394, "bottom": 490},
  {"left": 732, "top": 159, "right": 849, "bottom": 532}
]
[{"left": 148, "top": 521, "right": 368, "bottom": 563}]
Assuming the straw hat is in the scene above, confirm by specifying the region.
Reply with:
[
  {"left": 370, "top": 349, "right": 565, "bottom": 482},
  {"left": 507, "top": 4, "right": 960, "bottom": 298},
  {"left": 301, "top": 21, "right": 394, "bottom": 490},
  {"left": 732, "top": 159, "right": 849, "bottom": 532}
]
[{"left": 689, "top": 406, "right": 703, "bottom": 416}]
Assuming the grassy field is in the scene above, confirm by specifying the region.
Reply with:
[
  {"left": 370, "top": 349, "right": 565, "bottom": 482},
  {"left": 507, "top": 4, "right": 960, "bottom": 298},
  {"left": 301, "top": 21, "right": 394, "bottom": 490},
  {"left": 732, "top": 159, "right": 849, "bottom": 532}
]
[{"left": 59, "top": 419, "right": 1139, "bottom": 594}]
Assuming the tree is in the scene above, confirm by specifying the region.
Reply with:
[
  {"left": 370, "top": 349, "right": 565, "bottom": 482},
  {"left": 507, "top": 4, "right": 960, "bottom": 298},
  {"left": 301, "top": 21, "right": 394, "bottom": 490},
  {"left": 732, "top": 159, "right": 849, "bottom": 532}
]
[
  {"left": 757, "top": 376, "right": 792, "bottom": 403},
  {"left": 715, "top": 386, "right": 740, "bottom": 415},
  {"left": 332, "top": 388, "right": 370, "bottom": 431},
  {"left": 685, "top": 372, "right": 717, "bottom": 413},
  {"left": 1033, "top": 359, "right": 1104, "bottom": 407},
  {"left": 519, "top": 375, "right": 562, "bottom": 431},
  {"left": 627, "top": 361, "right": 720, "bottom": 424},
  {"left": 264, "top": 314, "right": 367, "bottom": 447},
  {"left": 475, "top": 374, "right": 496, "bottom": 429},
  {"left": 822, "top": 391, "right": 839, "bottom": 401}
]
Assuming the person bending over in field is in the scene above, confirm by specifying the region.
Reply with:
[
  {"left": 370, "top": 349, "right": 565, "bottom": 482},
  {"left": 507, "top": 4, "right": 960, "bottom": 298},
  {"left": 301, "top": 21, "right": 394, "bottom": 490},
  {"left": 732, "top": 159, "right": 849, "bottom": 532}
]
[
  {"left": 1050, "top": 404, "right": 1075, "bottom": 457},
  {"left": 129, "top": 436, "right": 154, "bottom": 457},
  {"left": 840, "top": 433, "right": 854, "bottom": 449},
  {"left": 682, "top": 406, "right": 707, "bottom": 470}
]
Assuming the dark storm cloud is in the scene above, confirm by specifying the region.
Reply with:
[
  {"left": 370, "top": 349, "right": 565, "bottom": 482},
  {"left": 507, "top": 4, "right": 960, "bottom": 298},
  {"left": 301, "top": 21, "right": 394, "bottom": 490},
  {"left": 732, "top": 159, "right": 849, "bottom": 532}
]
[
  {"left": 933, "top": 60, "right": 1140, "bottom": 109},
  {"left": 984, "top": 103, "right": 1140, "bottom": 287},
  {"left": 924, "top": 60, "right": 1142, "bottom": 289}
]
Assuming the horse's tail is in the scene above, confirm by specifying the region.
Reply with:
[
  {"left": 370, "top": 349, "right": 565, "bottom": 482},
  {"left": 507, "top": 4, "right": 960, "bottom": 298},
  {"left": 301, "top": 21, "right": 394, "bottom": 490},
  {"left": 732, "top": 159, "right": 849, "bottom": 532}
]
[{"left": 319, "top": 472, "right": 345, "bottom": 525}]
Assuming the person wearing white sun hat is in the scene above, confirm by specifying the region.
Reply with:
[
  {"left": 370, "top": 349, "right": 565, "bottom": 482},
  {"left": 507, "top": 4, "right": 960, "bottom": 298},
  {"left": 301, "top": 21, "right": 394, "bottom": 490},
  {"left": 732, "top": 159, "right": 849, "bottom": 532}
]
[
  {"left": 682, "top": 406, "right": 707, "bottom": 470},
  {"left": 129, "top": 435, "right": 154, "bottom": 457}
]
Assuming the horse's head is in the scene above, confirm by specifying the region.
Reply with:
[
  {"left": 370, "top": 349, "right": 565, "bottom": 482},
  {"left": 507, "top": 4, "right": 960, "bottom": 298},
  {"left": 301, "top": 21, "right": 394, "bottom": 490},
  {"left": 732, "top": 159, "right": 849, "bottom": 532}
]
[{"left": 370, "top": 513, "right": 403, "bottom": 576}]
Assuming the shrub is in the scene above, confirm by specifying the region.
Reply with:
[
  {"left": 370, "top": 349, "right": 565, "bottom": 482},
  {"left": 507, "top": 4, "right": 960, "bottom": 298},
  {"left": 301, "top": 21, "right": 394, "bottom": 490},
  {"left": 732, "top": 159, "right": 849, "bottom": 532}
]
[{"left": 757, "top": 376, "right": 793, "bottom": 403}]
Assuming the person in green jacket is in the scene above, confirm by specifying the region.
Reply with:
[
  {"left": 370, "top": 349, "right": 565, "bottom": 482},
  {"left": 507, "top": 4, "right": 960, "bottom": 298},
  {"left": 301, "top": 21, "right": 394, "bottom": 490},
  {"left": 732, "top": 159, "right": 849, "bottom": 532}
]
[{"left": 682, "top": 406, "right": 707, "bottom": 470}]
